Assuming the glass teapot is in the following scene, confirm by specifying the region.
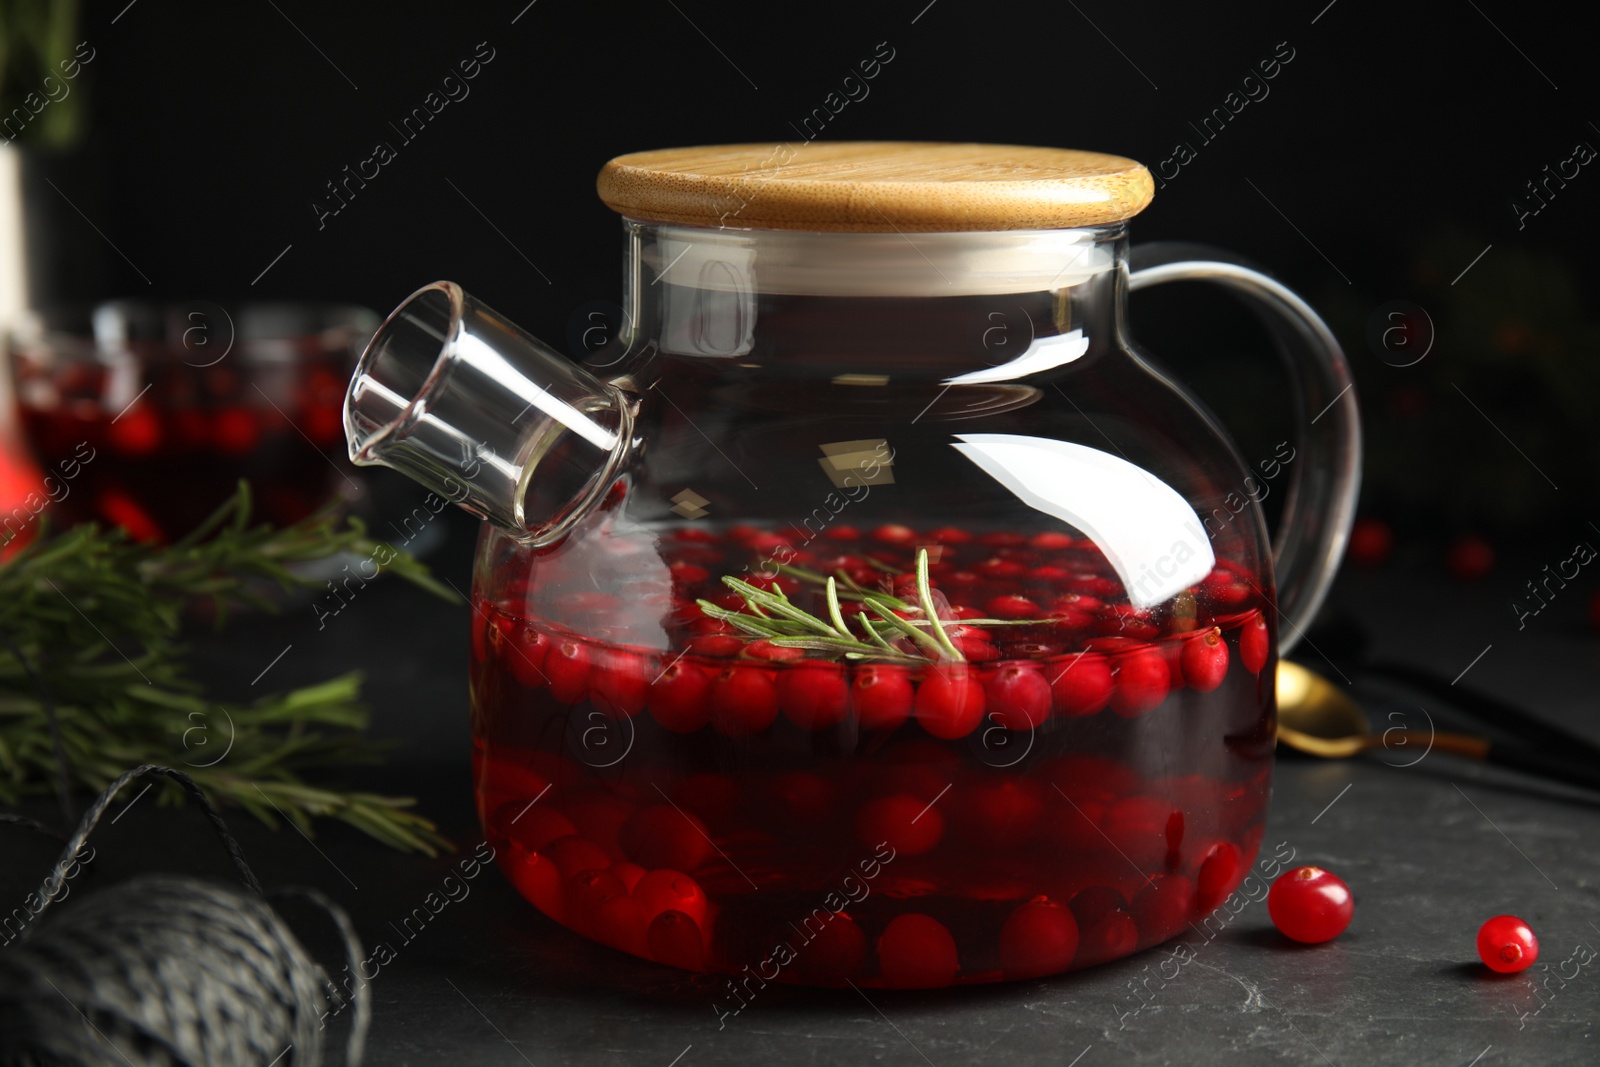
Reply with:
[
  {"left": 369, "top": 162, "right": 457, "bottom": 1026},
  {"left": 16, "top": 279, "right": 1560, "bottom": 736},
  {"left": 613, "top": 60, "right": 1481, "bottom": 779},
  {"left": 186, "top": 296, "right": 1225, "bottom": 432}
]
[{"left": 344, "top": 143, "right": 1359, "bottom": 989}]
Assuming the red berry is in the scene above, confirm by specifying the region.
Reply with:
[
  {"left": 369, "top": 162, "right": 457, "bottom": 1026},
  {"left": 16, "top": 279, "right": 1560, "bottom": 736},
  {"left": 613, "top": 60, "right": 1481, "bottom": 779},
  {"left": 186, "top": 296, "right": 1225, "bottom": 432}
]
[
  {"left": 1180, "top": 628, "right": 1230, "bottom": 692},
  {"left": 1132, "top": 873, "right": 1194, "bottom": 939},
  {"left": 744, "top": 638, "right": 807, "bottom": 662},
  {"left": 1052, "top": 593, "right": 1103, "bottom": 613},
  {"left": 1045, "top": 607, "right": 1096, "bottom": 631},
  {"left": 949, "top": 634, "right": 1000, "bottom": 661},
  {"left": 633, "top": 869, "right": 708, "bottom": 927},
  {"left": 1067, "top": 574, "right": 1122, "bottom": 598},
  {"left": 544, "top": 641, "right": 592, "bottom": 705},
  {"left": 1347, "top": 517, "right": 1393, "bottom": 567},
  {"left": 1110, "top": 647, "right": 1170, "bottom": 717},
  {"left": 928, "top": 526, "right": 973, "bottom": 544},
  {"left": 672, "top": 526, "right": 719, "bottom": 542},
  {"left": 108, "top": 405, "right": 162, "bottom": 456},
  {"left": 873, "top": 524, "right": 919, "bottom": 546},
  {"left": 95, "top": 488, "right": 166, "bottom": 543},
  {"left": 1476, "top": 914, "right": 1539, "bottom": 974},
  {"left": 566, "top": 868, "right": 627, "bottom": 938},
  {"left": 976, "top": 558, "right": 1026, "bottom": 580},
  {"left": 1070, "top": 886, "right": 1140, "bottom": 967},
  {"left": 825, "top": 524, "right": 862, "bottom": 541},
  {"left": 767, "top": 771, "right": 838, "bottom": 826},
  {"left": 914, "top": 667, "right": 986, "bottom": 739},
  {"left": 951, "top": 779, "right": 1043, "bottom": 849},
  {"left": 1268, "top": 866, "right": 1354, "bottom": 944},
  {"left": 778, "top": 662, "right": 850, "bottom": 730},
  {"left": 746, "top": 532, "right": 793, "bottom": 555},
  {"left": 986, "top": 595, "right": 1040, "bottom": 620},
  {"left": 595, "top": 893, "right": 651, "bottom": 956},
  {"left": 877, "top": 914, "right": 959, "bottom": 989},
  {"left": 1030, "top": 530, "right": 1076, "bottom": 550},
  {"left": 999, "top": 898, "right": 1079, "bottom": 978},
  {"left": 1239, "top": 613, "right": 1270, "bottom": 675},
  {"left": 855, "top": 794, "right": 944, "bottom": 856},
  {"left": 1446, "top": 535, "right": 1495, "bottom": 582},
  {"left": 618, "top": 804, "right": 712, "bottom": 872},
  {"left": 708, "top": 665, "right": 778, "bottom": 737},
  {"left": 1083, "top": 635, "right": 1141, "bottom": 653},
  {"left": 503, "top": 843, "right": 563, "bottom": 920},
  {"left": 669, "top": 560, "right": 710, "bottom": 586},
  {"left": 853, "top": 665, "right": 913, "bottom": 732},
  {"left": 648, "top": 659, "right": 712, "bottom": 733},
  {"left": 983, "top": 663, "right": 1052, "bottom": 730},
  {"left": 979, "top": 531, "right": 1027, "bottom": 547},
  {"left": 610, "top": 861, "right": 647, "bottom": 893},
  {"left": 548, "top": 835, "right": 612, "bottom": 880},
  {"left": 507, "top": 623, "right": 551, "bottom": 689},
  {"left": 212, "top": 407, "right": 260, "bottom": 454},
  {"left": 505, "top": 805, "right": 576, "bottom": 852},
  {"left": 590, "top": 648, "right": 650, "bottom": 717},
  {"left": 647, "top": 910, "right": 705, "bottom": 970},
  {"left": 1194, "top": 841, "right": 1244, "bottom": 912},
  {"left": 1050, "top": 653, "right": 1114, "bottom": 717},
  {"left": 687, "top": 634, "right": 744, "bottom": 658}
]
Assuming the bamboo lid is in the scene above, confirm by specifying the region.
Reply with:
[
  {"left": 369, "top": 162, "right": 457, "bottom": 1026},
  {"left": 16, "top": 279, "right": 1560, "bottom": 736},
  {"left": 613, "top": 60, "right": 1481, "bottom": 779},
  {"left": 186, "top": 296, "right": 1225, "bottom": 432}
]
[{"left": 596, "top": 142, "right": 1154, "bottom": 232}]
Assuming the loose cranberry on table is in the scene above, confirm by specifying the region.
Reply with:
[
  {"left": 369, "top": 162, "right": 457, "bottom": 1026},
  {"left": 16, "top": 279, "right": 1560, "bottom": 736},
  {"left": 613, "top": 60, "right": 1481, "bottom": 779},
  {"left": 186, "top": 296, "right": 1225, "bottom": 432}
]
[
  {"left": 1267, "top": 866, "right": 1354, "bottom": 944},
  {"left": 1476, "top": 914, "right": 1538, "bottom": 974}
]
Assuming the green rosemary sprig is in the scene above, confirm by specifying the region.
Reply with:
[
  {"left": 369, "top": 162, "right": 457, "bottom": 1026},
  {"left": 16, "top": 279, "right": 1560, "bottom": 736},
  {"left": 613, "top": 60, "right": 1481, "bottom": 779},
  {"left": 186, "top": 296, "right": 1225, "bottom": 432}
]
[
  {"left": 0, "top": 481, "right": 454, "bottom": 854},
  {"left": 701, "top": 549, "right": 969, "bottom": 665}
]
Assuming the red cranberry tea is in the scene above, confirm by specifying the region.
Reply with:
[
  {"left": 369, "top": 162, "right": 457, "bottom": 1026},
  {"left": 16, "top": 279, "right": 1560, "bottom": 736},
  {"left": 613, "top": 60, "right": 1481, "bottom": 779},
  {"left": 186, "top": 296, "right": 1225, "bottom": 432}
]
[
  {"left": 470, "top": 521, "right": 1276, "bottom": 989},
  {"left": 9, "top": 304, "right": 373, "bottom": 541}
]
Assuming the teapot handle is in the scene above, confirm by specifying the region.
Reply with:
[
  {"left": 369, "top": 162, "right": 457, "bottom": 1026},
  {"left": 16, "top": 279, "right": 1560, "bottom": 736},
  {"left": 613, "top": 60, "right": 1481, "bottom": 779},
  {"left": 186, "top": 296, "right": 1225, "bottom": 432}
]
[{"left": 1128, "top": 243, "right": 1361, "bottom": 656}]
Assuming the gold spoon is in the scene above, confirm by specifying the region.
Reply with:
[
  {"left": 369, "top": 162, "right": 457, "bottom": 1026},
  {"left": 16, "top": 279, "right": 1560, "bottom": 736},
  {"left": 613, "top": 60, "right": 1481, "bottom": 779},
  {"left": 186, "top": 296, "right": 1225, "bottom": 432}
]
[
  {"left": 1275, "top": 660, "right": 1485, "bottom": 760},
  {"left": 1274, "top": 662, "right": 1600, "bottom": 792}
]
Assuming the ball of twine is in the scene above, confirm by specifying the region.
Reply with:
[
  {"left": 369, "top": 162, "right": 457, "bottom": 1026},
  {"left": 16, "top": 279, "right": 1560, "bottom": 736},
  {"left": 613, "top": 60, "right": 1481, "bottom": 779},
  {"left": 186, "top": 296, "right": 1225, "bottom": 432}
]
[{"left": 0, "top": 765, "right": 368, "bottom": 1067}]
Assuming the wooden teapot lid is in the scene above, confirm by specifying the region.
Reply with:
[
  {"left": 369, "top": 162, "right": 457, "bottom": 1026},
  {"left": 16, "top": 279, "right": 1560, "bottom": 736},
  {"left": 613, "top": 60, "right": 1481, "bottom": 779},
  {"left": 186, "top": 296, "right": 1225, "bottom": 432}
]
[{"left": 596, "top": 142, "right": 1153, "bottom": 232}]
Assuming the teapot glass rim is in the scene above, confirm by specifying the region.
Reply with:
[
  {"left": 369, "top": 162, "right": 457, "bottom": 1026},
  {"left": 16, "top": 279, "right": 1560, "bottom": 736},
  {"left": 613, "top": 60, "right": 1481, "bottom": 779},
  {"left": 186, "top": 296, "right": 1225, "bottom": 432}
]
[{"left": 626, "top": 218, "right": 1123, "bottom": 298}]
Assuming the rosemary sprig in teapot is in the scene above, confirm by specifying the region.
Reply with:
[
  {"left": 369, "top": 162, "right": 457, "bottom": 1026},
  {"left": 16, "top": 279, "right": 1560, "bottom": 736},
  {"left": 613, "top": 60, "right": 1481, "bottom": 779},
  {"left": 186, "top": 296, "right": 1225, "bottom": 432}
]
[{"left": 696, "top": 549, "right": 1044, "bottom": 665}]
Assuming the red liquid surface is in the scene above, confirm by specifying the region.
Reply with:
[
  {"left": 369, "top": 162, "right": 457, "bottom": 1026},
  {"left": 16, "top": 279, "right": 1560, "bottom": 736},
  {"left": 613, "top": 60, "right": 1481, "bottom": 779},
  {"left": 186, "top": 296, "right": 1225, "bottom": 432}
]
[
  {"left": 471, "top": 524, "right": 1275, "bottom": 988},
  {"left": 15, "top": 355, "right": 350, "bottom": 541}
]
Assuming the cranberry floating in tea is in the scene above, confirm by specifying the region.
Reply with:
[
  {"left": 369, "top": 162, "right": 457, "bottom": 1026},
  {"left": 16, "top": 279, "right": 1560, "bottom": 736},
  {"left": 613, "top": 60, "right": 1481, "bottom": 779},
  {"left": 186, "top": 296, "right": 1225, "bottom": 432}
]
[{"left": 343, "top": 143, "right": 1360, "bottom": 988}]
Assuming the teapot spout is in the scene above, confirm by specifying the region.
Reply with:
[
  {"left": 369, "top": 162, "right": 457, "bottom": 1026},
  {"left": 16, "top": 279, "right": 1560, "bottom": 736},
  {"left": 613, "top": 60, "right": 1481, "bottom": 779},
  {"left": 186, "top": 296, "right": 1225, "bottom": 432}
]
[{"left": 344, "top": 281, "right": 634, "bottom": 542}]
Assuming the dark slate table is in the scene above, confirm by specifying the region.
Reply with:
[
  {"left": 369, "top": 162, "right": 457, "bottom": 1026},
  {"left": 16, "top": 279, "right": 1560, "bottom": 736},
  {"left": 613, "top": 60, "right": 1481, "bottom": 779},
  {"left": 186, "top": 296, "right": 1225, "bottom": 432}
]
[{"left": 9, "top": 514, "right": 1598, "bottom": 1066}]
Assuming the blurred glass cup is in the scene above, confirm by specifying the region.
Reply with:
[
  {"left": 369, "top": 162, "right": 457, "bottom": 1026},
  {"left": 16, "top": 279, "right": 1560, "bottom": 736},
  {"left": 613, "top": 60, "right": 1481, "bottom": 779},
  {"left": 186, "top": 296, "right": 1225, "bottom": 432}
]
[{"left": 6, "top": 300, "right": 379, "bottom": 542}]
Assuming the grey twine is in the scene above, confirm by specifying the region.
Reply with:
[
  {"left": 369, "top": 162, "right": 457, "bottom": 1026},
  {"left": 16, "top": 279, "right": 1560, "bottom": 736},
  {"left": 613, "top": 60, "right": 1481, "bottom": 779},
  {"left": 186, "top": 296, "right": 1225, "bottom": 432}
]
[{"left": 0, "top": 765, "right": 368, "bottom": 1067}]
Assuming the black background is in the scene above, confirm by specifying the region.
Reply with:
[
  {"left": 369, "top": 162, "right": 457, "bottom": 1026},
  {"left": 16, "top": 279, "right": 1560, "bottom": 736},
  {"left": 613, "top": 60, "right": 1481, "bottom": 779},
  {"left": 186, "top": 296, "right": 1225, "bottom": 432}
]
[{"left": 52, "top": 0, "right": 1597, "bottom": 543}]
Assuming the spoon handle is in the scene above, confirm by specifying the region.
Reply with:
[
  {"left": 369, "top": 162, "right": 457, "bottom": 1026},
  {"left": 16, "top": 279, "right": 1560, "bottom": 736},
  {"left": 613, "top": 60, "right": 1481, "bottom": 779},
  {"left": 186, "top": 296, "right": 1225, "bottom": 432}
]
[{"left": 1365, "top": 661, "right": 1600, "bottom": 762}]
